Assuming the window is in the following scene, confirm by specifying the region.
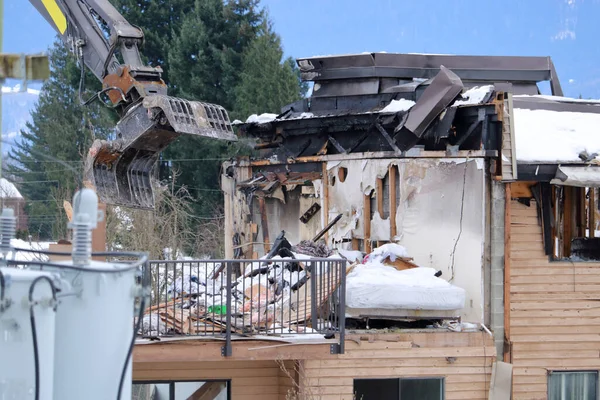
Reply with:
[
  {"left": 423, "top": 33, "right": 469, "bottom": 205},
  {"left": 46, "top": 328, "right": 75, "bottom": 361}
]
[
  {"left": 354, "top": 378, "right": 444, "bottom": 400},
  {"left": 551, "top": 186, "right": 599, "bottom": 260},
  {"left": 132, "top": 380, "right": 230, "bottom": 400},
  {"left": 548, "top": 371, "right": 598, "bottom": 400}
]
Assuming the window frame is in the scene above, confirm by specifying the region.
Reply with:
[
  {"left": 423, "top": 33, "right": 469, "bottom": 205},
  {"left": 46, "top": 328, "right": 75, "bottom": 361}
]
[
  {"left": 353, "top": 376, "right": 445, "bottom": 400},
  {"left": 547, "top": 370, "right": 599, "bottom": 400},
  {"left": 132, "top": 379, "right": 231, "bottom": 400}
]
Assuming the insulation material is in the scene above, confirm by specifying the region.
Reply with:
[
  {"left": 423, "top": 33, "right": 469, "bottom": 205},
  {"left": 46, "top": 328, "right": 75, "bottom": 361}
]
[{"left": 346, "top": 263, "right": 466, "bottom": 311}]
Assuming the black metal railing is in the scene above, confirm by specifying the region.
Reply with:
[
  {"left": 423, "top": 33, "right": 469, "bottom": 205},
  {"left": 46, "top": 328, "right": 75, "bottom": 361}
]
[{"left": 139, "top": 258, "right": 346, "bottom": 355}]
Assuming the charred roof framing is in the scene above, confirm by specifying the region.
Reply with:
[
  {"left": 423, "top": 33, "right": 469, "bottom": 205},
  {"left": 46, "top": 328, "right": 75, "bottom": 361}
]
[{"left": 238, "top": 52, "right": 564, "bottom": 165}]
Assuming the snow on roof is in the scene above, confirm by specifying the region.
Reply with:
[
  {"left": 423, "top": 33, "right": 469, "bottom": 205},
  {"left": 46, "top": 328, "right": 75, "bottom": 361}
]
[
  {"left": 245, "top": 113, "right": 278, "bottom": 124},
  {"left": 0, "top": 178, "right": 22, "bottom": 198},
  {"left": 453, "top": 85, "right": 494, "bottom": 107},
  {"left": 514, "top": 108, "right": 600, "bottom": 163},
  {"left": 514, "top": 94, "right": 600, "bottom": 105},
  {"left": 380, "top": 99, "right": 415, "bottom": 114}
]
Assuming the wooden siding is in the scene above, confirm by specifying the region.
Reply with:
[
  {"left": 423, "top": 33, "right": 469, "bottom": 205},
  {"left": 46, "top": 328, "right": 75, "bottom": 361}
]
[
  {"left": 300, "top": 332, "right": 496, "bottom": 400},
  {"left": 509, "top": 199, "right": 600, "bottom": 399},
  {"left": 133, "top": 360, "right": 294, "bottom": 400}
]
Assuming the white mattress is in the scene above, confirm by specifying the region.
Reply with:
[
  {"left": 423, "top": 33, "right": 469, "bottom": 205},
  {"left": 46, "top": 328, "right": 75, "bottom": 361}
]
[{"left": 345, "top": 264, "right": 466, "bottom": 311}]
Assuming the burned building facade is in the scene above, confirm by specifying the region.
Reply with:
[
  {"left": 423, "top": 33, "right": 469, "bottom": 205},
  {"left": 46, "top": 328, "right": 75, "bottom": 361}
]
[{"left": 216, "top": 53, "right": 600, "bottom": 398}]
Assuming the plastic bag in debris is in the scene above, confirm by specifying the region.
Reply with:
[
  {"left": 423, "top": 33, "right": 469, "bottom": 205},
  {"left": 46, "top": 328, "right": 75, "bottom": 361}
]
[
  {"left": 169, "top": 272, "right": 204, "bottom": 297},
  {"left": 141, "top": 314, "right": 167, "bottom": 336},
  {"left": 167, "top": 262, "right": 220, "bottom": 297}
]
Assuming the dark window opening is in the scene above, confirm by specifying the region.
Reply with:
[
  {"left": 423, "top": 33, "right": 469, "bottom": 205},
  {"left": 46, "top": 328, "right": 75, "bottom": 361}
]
[
  {"left": 354, "top": 377, "right": 444, "bottom": 400},
  {"left": 132, "top": 380, "right": 230, "bottom": 400},
  {"left": 369, "top": 189, "right": 376, "bottom": 220},
  {"left": 382, "top": 172, "right": 390, "bottom": 219},
  {"left": 551, "top": 186, "right": 599, "bottom": 261}
]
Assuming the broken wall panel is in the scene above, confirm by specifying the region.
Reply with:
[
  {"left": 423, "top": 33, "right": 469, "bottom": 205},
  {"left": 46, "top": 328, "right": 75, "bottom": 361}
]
[
  {"left": 226, "top": 157, "right": 486, "bottom": 323},
  {"left": 325, "top": 158, "right": 486, "bottom": 322}
]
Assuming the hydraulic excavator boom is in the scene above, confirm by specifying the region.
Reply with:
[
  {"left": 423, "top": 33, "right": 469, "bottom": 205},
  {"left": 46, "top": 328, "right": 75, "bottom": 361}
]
[{"left": 29, "top": 0, "right": 237, "bottom": 209}]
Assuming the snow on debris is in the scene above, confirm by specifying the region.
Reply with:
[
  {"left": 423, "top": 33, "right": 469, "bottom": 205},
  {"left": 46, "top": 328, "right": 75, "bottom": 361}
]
[
  {"left": 452, "top": 85, "right": 494, "bottom": 107},
  {"left": 346, "top": 243, "right": 466, "bottom": 311},
  {"left": 0, "top": 178, "right": 22, "bottom": 198},
  {"left": 346, "top": 259, "right": 466, "bottom": 311},
  {"left": 245, "top": 113, "right": 278, "bottom": 124},
  {"left": 514, "top": 108, "right": 600, "bottom": 162},
  {"left": 380, "top": 99, "right": 415, "bottom": 114}
]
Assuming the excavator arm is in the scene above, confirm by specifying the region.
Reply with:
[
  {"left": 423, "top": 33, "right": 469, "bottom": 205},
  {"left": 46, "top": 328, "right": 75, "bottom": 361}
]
[{"left": 29, "top": 0, "right": 236, "bottom": 209}]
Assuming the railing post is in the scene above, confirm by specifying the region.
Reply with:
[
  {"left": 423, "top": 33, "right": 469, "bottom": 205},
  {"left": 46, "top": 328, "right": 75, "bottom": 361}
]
[
  {"left": 311, "top": 262, "right": 318, "bottom": 332},
  {"left": 221, "top": 261, "right": 233, "bottom": 357},
  {"left": 338, "top": 260, "right": 346, "bottom": 354}
]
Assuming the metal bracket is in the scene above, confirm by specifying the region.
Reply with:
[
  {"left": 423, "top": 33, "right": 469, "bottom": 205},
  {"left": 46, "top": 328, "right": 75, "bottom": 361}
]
[
  {"left": 330, "top": 343, "right": 342, "bottom": 354},
  {"left": 221, "top": 343, "right": 232, "bottom": 357}
]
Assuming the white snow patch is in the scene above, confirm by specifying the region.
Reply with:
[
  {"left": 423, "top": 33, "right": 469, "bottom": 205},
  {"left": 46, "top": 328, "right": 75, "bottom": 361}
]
[
  {"left": 453, "top": 85, "right": 494, "bottom": 106},
  {"left": 346, "top": 262, "right": 465, "bottom": 310},
  {"left": 245, "top": 113, "right": 278, "bottom": 124},
  {"left": 514, "top": 94, "right": 600, "bottom": 104},
  {"left": 7, "top": 239, "right": 53, "bottom": 262},
  {"left": 380, "top": 99, "right": 415, "bottom": 114},
  {"left": 231, "top": 119, "right": 243, "bottom": 125},
  {"left": 514, "top": 108, "right": 600, "bottom": 162},
  {"left": 337, "top": 249, "right": 363, "bottom": 263},
  {"left": 0, "top": 179, "right": 22, "bottom": 198},
  {"left": 366, "top": 243, "right": 409, "bottom": 263}
]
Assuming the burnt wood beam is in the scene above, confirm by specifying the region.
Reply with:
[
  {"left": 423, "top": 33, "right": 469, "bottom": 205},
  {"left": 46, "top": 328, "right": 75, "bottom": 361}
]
[
  {"left": 375, "top": 122, "right": 401, "bottom": 153},
  {"left": 328, "top": 135, "right": 348, "bottom": 154}
]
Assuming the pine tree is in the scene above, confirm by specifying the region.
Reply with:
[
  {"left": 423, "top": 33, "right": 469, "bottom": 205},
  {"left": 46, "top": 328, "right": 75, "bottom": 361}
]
[
  {"left": 110, "top": 0, "right": 194, "bottom": 84},
  {"left": 7, "top": 41, "right": 114, "bottom": 239},
  {"left": 233, "top": 21, "right": 303, "bottom": 119}
]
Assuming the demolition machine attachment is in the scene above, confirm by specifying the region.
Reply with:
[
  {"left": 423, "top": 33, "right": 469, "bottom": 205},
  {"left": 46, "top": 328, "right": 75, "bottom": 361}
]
[{"left": 30, "top": 0, "right": 236, "bottom": 209}]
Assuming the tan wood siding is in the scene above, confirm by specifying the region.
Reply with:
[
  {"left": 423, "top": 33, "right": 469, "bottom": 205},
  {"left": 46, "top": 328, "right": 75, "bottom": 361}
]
[
  {"left": 509, "top": 199, "right": 600, "bottom": 399},
  {"left": 300, "top": 332, "right": 495, "bottom": 400},
  {"left": 134, "top": 360, "right": 286, "bottom": 400}
]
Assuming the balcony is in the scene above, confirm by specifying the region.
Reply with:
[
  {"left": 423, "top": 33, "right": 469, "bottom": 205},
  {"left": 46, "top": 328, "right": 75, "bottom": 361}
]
[{"left": 138, "top": 258, "right": 347, "bottom": 355}]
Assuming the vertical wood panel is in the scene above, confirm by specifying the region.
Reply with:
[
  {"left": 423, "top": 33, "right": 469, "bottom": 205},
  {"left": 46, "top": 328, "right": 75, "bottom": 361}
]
[
  {"left": 509, "top": 198, "right": 600, "bottom": 399},
  {"left": 322, "top": 163, "right": 330, "bottom": 244},
  {"left": 389, "top": 165, "right": 397, "bottom": 239}
]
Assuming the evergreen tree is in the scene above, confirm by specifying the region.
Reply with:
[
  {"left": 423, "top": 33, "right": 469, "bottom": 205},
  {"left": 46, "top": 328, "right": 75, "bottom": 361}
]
[
  {"left": 110, "top": 0, "right": 194, "bottom": 84},
  {"left": 7, "top": 41, "right": 114, "bottom": 239},
  {"left": 233, "top": 21, "right": 304, "bottom": 119}
]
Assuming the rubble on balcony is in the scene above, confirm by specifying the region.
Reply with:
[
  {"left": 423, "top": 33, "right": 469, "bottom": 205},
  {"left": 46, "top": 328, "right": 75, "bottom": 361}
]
[{"left": 140, "top": 236, "right": 468, "bottom": 338}]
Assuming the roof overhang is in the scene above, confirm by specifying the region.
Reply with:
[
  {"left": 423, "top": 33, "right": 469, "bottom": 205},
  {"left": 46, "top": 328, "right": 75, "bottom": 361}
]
[{"left": 550, "top": 165, "right": 600, "bottom": 187}]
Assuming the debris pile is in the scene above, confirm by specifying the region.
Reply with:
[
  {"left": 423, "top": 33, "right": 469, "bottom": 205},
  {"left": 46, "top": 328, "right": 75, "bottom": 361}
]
[
  {"left": 140, "top": 239, "right": 468, "bottom": 337},
  {"left": 140, "top": 237, "right": 347, "bottom": 337}
]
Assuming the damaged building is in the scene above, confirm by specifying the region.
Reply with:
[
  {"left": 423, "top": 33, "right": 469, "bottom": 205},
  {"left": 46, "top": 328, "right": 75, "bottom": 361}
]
[{"left": 134, "top": 53, "right": 600, "bottom": 400}]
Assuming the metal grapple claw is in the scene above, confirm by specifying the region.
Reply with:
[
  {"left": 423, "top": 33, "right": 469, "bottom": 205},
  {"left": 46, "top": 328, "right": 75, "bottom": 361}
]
[{"left": 84, "top": 95, "right": 237, "bottom": 209}]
